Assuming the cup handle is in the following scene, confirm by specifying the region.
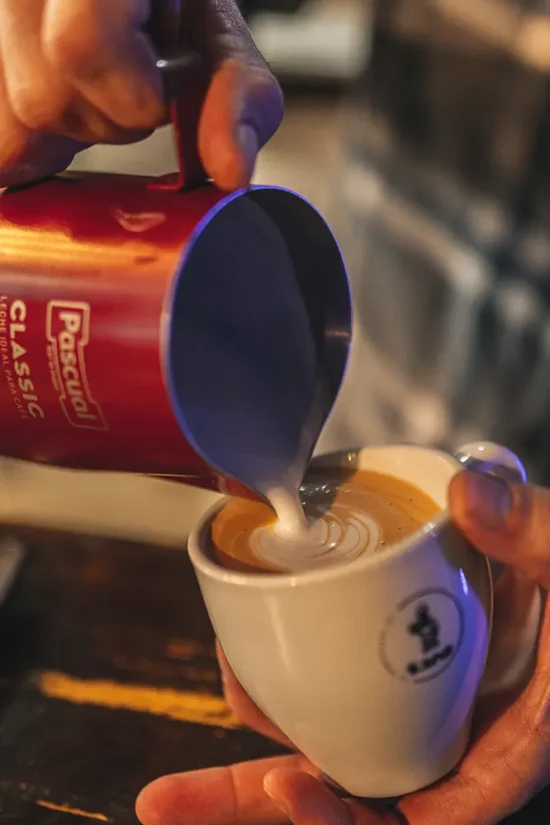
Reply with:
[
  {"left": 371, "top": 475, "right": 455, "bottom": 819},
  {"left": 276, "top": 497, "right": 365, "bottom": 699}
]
[
  {"left": 455, "top": 445, "right": 542, "bottom": 701},
  {"left": 454, "top": 441, "right": 527, "bottom": 484},
  {"left": 454, "top": 442, "right": 527, "bottom": 585}
]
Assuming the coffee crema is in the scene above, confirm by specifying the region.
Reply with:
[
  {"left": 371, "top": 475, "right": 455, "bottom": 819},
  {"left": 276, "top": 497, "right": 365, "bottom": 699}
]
[{"left": 210, "top": 468, "right": 441, "bottom": 574}]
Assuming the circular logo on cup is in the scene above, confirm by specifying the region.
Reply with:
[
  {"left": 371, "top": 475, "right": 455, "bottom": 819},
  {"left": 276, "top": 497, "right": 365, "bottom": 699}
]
[{"left": 379, "top": 589, "right": 465, "bottom": 684}]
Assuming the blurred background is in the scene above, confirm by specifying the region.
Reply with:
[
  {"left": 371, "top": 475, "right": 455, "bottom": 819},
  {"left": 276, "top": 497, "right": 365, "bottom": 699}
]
[{"left": 1, "top": 0, "right": 550, "bottom": 548}]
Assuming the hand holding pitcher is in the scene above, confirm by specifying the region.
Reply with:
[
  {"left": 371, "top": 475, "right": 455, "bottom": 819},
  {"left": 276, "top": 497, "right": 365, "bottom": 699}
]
[{"left": 0, "top": 0, "right": 282, "bottom": 190}]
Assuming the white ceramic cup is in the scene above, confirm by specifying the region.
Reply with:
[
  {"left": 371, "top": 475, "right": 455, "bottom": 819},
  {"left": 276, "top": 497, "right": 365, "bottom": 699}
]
[{"left": 188, "top": 442, "right": 530, "bottom": 799}]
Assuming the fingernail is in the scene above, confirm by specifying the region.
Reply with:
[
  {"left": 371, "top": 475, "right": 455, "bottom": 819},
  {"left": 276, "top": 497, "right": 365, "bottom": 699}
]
[
  {"left": 265, "top": 771, "right": 352, "bottom": 825},
  {"left": 237, "top": 122, "right": 259, "bottom": 183},
  {"left": 460, "top": 472, "right": 513, "bottom": 530},
  {"left": 263, "top": 774, "right": 292, "bottom": 819}
]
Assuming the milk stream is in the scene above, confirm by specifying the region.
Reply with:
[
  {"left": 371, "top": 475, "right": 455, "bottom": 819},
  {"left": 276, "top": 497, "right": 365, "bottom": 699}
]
[
  {"left": 252, "top": 378, "right": 380, "bottom": 572},
  {"left": 254, "top": 484, "right": 382, "bottom": 573}
]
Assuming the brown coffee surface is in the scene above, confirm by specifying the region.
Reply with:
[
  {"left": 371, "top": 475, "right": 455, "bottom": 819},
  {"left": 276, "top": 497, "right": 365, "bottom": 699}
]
[{"left": 210, "top": 468, "right": 440, "bottom": 574}]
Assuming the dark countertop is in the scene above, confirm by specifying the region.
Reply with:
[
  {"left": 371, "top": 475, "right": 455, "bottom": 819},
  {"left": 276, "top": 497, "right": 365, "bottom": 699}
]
[{"left": 0, "top": 528, "right": 546, "bottom": 824}]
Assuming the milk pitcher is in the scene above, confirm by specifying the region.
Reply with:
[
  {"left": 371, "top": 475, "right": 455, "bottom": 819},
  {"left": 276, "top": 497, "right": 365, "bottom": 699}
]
[{"left": 0, "top": 47, "right": 351, "bottom": 498}]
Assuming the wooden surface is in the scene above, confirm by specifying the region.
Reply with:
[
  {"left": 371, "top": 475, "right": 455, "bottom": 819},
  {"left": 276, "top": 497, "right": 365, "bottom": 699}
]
[
  {"left": 0, "top": 528, "right": 547, "bottom": 825},
  {"left": 0, "top": 529, "right": 286, "bottom": 824}
]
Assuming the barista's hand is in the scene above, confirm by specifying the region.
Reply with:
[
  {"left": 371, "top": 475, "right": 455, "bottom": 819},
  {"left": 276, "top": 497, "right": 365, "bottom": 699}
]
[
  {"left": 0, "top": 0, "right": 282, "bottom": 189},
  {"left": 136, "top": 472, "right": 550, "bottom": 825}
]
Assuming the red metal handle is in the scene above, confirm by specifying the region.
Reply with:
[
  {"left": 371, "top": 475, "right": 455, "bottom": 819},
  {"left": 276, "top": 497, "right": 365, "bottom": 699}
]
[
  {"left": 147, "top": 0, "right": 210, "bottom": 192},
  {"left": 150, "top": 52, "right": 210, "bottom": 192}
]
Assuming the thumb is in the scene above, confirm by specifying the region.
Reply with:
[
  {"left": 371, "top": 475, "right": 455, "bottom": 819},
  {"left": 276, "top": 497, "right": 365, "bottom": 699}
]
[
  {"left": 193, "top": 0, "right": 283, "bottom": 191},
  {"left": 263, "top": 770, "right": 387, "bottom": 825},
  {"left": 199, "top": 57, "right": 283, "bottom": 192},
  {"left": 449, "top": 471, "right": 550, "bottom": 589}
]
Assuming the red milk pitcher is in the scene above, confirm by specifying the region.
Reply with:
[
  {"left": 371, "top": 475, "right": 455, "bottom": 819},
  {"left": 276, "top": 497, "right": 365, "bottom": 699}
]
[{"left": 0, "top": 36, "right": 351, "bottom": 499}]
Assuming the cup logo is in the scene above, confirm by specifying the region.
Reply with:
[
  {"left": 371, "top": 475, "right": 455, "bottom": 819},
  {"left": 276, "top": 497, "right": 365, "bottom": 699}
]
[
  {"left": 409, "top": 603, "right": 441, "bottom": 654},
  {"left": 380, "top": 589, "right": 465, "bottom": 684}
]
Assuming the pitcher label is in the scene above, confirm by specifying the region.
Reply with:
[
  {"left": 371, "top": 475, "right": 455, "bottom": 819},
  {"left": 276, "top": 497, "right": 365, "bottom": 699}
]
[
  {"left": 46, "top": 301, "right": 108, "bottom": 431},
  {"left": 0, "top": 296, "right": 45, "bottom": 421}
]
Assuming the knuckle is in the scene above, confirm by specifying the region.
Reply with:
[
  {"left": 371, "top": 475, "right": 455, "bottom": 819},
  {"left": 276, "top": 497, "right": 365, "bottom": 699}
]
[
  {"left": 460, "top": 774, "right": 494, "bottom": 809},
  {"left": 521, "top": 677, "right": 550, "bottom": 743},
  {"left": 0, "top": 157, "right": 35, "bottom": 189},
  {"left": 0, "top": 129, "right": 28, "bottom": 184},
  {"left": 11, "top": 85, "right": 69, "bottom": 132},
  {"left": 0, "top": 127, "right": 75, "bottom": 187},
  {"left": 44, "top": 17, "right": 104, "bottom": 78},
  {"left": 111, "top": 97, "right": 165, "bottom": 132},
  {"left": 513, "top": 486, "right": 550, "bottom": 582}
]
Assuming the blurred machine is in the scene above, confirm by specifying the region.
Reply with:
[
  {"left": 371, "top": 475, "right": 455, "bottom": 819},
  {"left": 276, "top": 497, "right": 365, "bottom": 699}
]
[
  {"left": 244, "top": 0, "right": 371, "bottom": 84},
  {"left": 241, "top": 0, "right": 307, "bottom": 14}
]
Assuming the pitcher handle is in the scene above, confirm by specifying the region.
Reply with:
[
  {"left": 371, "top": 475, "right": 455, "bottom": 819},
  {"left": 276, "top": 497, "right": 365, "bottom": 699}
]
[{"left": 147, "top": 0, "right": 210, "bottom": 192}]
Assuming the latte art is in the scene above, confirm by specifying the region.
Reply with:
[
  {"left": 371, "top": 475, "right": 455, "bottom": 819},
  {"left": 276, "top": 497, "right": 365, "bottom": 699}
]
[
  {"left": 250, "top": 501, "right": 381, "bottom": 572},
  {"left": 210, "top": 469, "right": 441, "bottom": 574}
]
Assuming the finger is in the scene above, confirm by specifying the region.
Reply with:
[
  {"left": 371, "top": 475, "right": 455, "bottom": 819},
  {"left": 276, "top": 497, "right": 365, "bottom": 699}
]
[
  {"left": 0, "top": 48, "right": 80, "bottom": 187},
  {"left": 0, "top": 0, "right": 132, "bottom": 144},
  {"left": 0, "top": 0, "right": 72, "bottom": 131},
  {"left": 531, "top": 584, "right": 550, "bottom": 676},
  {"left": 0, "top": 59, "right": 34, "bottom": 183},
  {"left": 43, "top": 0, "right": 165, "bottom": 132},
  {"left": 399, "top": 599, "right": 550, "bottom": 825},
  {"left": 217, "top": 643, "right": 294, "bottom": 748},
  {"left": 0, "top": 130, "right": 81, "bottom": 188},
  {"left": 264, "top": 770, "right": 396, "bottom": 825},
  {"left": 136, "top": 754, "right": 317, "bottom": 825},
  {"left": 195, "top": 0, "right": 283, "bottom": 190},
  {"left": 449, "top": 471, "right": 550, "bottom": 590},
  {"left": 199, "top": 58, "right": 283, "bottom": 191}
]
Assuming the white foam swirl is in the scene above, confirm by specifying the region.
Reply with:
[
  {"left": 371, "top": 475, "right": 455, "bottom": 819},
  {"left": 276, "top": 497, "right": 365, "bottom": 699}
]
[{"left": 249, "top": 498, "right": 382, "bottom": 572}]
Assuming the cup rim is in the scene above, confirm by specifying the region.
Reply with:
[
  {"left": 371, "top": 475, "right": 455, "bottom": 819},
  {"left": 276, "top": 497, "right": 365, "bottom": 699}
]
[{"left": 187, "top": 445, "right": 468, "bottom": 590}]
